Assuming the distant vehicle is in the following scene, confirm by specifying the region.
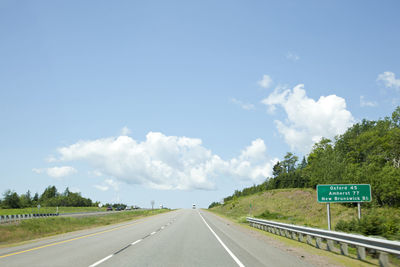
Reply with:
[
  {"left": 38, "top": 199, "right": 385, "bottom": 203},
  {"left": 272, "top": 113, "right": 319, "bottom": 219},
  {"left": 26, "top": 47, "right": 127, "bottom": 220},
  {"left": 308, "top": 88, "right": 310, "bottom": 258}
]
[
  {"left": 125, "top": 206, "right": 132, "bottom": 210},
  {"left": 106, "top": 206, "right": 113, "bottom": 211},
  {"left": 115, "top": 206, "right": 123, "bottom": 211},
  {"left": 192, "top": 204, "right": 196, "bottom": 209}
]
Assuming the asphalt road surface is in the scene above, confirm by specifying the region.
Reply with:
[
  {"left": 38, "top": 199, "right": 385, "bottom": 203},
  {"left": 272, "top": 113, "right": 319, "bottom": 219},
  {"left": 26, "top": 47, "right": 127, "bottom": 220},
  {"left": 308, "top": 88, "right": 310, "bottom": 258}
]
[{"left": 0, "top": 209, "right": 314, "bottom": 267}]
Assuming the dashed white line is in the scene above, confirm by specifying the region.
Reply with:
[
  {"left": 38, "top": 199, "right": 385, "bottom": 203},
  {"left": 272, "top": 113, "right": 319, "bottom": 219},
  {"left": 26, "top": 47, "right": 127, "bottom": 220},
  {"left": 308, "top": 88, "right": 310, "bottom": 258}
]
[
  {"left": 131, "top": 239, "right": 142, "bottom": 245},
  {"left": 89, "top": 254, "right": 113, "bottom": 267},
  {"left": 198, "top": 211, "right": 245, "bottom": 267},
  {"left": 89, "top": 221, "right": 172, "bottom": 266}
]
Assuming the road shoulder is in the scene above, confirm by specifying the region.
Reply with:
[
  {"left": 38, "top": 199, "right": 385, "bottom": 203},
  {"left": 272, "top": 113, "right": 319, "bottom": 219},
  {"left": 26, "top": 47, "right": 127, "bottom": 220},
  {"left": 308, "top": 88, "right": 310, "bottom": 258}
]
[{"left": 204, "top": 210, "right": 378, "bottom": 267}]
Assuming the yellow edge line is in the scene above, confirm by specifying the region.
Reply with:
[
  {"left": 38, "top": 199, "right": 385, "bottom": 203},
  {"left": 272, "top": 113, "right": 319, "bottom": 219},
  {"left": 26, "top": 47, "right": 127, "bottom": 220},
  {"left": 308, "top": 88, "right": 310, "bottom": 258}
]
[{"left": 0, "top": 221, "right": 140, "bottom": 259}]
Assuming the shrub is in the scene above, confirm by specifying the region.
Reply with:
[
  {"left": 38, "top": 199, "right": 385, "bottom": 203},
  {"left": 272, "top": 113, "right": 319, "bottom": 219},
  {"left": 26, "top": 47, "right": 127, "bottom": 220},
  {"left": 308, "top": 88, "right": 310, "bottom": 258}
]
[
  {"left": 335, "top": 214, "right": 400, "bottom": 240},
  {"left": 256, "top": 209, "right": 288, "bottom": 220}
]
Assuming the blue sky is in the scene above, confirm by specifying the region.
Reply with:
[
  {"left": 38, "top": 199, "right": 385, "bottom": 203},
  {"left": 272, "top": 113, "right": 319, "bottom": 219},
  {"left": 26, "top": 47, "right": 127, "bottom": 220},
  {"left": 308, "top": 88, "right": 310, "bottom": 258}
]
[{"left": 1, "top": 0, "right": 400, "bottom": 209}]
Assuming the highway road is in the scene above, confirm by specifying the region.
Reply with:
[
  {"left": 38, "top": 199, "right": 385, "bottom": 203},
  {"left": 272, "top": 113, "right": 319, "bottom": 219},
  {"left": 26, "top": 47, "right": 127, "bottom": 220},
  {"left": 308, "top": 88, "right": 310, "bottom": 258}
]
[{"left": 0, "top": 209, "right": 314, "bottom": 267}]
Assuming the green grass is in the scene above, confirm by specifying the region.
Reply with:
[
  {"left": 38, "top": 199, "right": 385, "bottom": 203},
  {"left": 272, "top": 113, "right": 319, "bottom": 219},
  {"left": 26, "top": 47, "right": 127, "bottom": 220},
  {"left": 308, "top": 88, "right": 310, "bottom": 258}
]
[
  {"left": 0, "top": 206, "right": 108, "bottom": 215},
  {"left": 210, "top": 188, "right": 400, "bottom": 231},
  {"left": 0, "top": 209, "right": 169, "bottom": 246}
]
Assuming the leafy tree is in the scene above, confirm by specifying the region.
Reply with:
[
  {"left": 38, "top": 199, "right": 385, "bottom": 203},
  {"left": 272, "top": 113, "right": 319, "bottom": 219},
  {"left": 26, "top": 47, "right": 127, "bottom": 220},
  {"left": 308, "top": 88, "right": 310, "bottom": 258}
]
[
  {"left": 272, "top": 161, "right": 283, "bottom": 177},
  {"left": 391, "top": 106, "right": 400, "bottom": 127},
  {"left": 2, "top": 190, "right": 21, "bottom": 208},
  {"left": 33, "top": 192, "right": 39, "bottom": 202},
  {"left": 282, "top": 152, "right": 298, "bottom": 173},
  {"left": 40, "top": 186, "right": 58, "bottom": 201},
  {"left": 208, "top": 202, "right": 221, "bottom": 209},
  {"left": 299, "top": 156, "right": 307, "bottom": 169},
  {"left": 19, "top": 190, "right": 32, "bottom": 207}
]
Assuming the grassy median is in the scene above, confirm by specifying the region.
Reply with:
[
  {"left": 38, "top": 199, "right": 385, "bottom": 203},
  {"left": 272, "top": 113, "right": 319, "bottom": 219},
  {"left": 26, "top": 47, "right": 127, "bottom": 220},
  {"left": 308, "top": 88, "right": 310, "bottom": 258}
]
[{"left": 0, "top": 209, "right": 169, "bottom": 246}]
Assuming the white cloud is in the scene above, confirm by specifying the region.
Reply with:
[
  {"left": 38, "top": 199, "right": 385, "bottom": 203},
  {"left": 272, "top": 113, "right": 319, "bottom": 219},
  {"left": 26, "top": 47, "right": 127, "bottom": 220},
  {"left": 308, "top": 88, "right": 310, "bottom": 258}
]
[
  {"left": 286, "top": 52, "right": 300, "bottom": 62},
  {"left": 89, "top": 170, "right": 103, "bottom": 177},
  {"left": 121, "top": 126, "right": 131, "bottom": 136},
  {"left": 55, "top": 133, "right": 274, "bottom": 190},
  {"left": 360, "top": 95, "right": 378, "bottom": 107},
  {"left": 230, "top": 98, "right": 255, "bottom": 110},
  {"left": 94, "top": 179, "right": 119, "bottom": 192},
  {"left": 32, "top": 166, "right": 77, "bottom": 178},
  {"left": 258, "top": 75, "right": 273, "bottom": 89},
  {"left": 377, "top": 71, "right": 400, "bottom": 90},
  {"left": 94, "top": 185, "right": 109, "bottom": 191},
  {"left": 105, "top": 179, "right": 119, "bottom": 191},
  {"left": 262, "top": 84, "right": 354, "bottom": 152},
  {"left": 45, "top": 155, "right": 57, "bottom": 163},
  {"left": 231, "top": 139, "right": 278, "bottom": 181}
]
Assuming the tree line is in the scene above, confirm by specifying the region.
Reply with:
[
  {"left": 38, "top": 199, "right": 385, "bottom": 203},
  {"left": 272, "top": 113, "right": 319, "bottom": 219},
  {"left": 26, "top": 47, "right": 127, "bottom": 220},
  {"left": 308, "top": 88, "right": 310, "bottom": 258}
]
[
  {"left": 0, "top": 186, "right": 97, "bottom": 209},
  {"left": 215, "top": 107, "right": 400, "bottom": 208}
]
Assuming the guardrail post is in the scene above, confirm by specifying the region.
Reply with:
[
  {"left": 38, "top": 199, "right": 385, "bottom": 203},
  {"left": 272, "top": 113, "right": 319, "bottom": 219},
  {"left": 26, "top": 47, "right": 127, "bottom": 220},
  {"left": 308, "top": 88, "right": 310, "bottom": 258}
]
[
  {"left": 379, "top": 252, "right": 389, "bottom": 267},
  {"left": 246, "top": 217, "right": 399, "bottom": 264},
  {"left": 327, "top": 240, "right": 335, "bottom": 252},
  {"left": 298, "top": 233, "right": 304, "bottom": 242},
  {"left": 306, "top": 235, "right": 313, "bottom": 245},
  {"left": 357, "top": 246, "right": 366, "bottom": 260},
  {"left": 285, "top": 230, "right": 290, "bottom": 238},
  {"left": 340, "top": 243, "right": 348, "bottom": 256},
  {"left": 316, "top": 237, "right": 323, "bottom": 249}
]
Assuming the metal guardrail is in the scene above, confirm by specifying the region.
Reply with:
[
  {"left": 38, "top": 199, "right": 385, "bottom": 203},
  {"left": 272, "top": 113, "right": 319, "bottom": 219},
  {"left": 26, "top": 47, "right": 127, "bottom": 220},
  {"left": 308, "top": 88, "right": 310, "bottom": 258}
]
[
  {"left": 0, "top": 213, "right": 59, "bottom": 224},
  {"left": 0, "top": 209, "right": 145, "bottom": 223},
  {"left": 247, "top": 217, "right": 400, "bottom": 267}
]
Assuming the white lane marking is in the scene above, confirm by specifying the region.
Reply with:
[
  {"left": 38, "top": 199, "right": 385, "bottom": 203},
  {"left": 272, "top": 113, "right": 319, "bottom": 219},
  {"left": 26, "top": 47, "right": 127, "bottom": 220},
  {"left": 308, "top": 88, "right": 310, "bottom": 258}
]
[
  {"left": 89, "top": 254, "right": 113, "bottom": 267},
  {"left": 198, "top": 211, "right": 245, "bottom": 267},
  {"left": 150, "top": 231, "right": 156, "bottom": 235},
  {"left": 131, "top": 239, "right": 142, "bottom": 245},
  {"left": 161, "top": 226, "right": 165, "bottom": 229}
]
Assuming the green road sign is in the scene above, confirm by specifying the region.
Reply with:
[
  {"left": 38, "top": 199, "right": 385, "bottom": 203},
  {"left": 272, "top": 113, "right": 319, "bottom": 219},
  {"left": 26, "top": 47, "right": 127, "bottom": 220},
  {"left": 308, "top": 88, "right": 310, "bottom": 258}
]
[{"left": 317, "top": 184, "right": 371, "bottom": 203}]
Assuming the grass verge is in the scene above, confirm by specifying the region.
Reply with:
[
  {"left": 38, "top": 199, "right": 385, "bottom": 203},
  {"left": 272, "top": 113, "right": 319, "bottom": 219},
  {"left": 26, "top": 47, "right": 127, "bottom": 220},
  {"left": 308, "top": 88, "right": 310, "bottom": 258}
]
[
  {"left": 0, "top": 209, "right": 169, "bottom": 246},
  {"left": 0, "top": 206, "right": 107, "bottom": 215}
]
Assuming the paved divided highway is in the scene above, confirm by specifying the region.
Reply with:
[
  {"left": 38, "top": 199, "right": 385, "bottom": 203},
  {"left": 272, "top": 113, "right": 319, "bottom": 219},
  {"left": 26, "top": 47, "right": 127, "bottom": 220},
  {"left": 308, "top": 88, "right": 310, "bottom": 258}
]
[{"left": 0, "top": 209, "right": 314, "bottom": 267}]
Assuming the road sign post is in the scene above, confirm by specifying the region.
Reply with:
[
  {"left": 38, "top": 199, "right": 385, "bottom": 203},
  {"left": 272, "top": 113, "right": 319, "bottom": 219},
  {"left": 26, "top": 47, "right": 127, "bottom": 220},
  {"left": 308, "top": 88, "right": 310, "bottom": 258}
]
[
  {"left": 327, "top": 203, "right": 331, "bottom": 230},
  {"left": 317, "top": 184, "right": 371, "bottom": 230}
]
